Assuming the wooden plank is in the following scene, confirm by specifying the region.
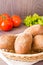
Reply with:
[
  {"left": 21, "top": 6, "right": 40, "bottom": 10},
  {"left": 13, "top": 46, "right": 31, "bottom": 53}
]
[
  {"left": 0, "top": 0, "right": 43, "bottom": 17},
  {"left": 32, "top": 0, "right": 43, "bottom": 15},
  {"left": 0, "top": 0, "right": 32, "bottom": 18}
]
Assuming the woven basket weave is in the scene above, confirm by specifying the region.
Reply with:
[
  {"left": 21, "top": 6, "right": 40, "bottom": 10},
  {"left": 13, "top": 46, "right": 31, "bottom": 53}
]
[
  {"left": 0, "top": 49, "right": 43, "bottom": 62},
  {"left": 0, "top": 33, "right": 43, "bottom": 62}
]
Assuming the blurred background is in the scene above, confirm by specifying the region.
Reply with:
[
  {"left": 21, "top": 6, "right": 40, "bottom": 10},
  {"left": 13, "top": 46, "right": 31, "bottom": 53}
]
[
  {"left": 0, "top": 0, "right": 43, "bottom": 19},
  {"left": 0, "top": 0, "right": 43, "bottom": 65}
]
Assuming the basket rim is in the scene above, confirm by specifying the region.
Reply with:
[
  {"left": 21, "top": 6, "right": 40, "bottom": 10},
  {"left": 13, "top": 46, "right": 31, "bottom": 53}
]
[
  {"left": 0, "top": 49, "right": 43, "bottom": 62},
  {"left": 0, "top": 49, "right": 43, "bottom": 57}
]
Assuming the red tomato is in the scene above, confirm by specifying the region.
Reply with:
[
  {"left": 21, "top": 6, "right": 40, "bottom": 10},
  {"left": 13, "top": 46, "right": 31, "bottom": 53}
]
[
  {"left": 12, "top": 15, "right": 22, "bottom": 27},
  {"left": 0, "top": 14, "right": 13, "bottom": 31}
]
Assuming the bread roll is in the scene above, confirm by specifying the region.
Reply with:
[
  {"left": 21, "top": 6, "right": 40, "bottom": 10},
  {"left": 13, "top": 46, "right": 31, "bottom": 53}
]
[
  {"left": 32, "top": 35, "right": 43, "bottom": 52},
  {"left": 24, "top": 25, "right": 43, "bottom": 36},
  {"left": 15, "top": 33, "right": 32, "bottom": 54},
  {"left": 0, "top": 35, "right": 16, "bottom": 50}
]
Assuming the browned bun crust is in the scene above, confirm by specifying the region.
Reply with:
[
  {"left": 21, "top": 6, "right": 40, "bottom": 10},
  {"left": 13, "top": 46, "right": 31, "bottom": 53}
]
[
  {"left": 24, "top": 25, "right": 43, "bottom": 36},
  {"left": 0, "top": 35, "right": 16, "bottom": 50},
  {"left": 14, "top": 33, "right": 32, "bottom": 54},
  {"left": 32, "top": 35, "right": 43, "bottom": 52}
]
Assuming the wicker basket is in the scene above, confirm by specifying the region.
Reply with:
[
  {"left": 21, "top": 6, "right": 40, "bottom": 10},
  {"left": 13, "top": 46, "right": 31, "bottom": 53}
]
[
  {"left": 0, "top": 49, "right": 43, "bottom": 65},
  {"left": 0, "top": 34, "right": 43, "bottom": 65}
]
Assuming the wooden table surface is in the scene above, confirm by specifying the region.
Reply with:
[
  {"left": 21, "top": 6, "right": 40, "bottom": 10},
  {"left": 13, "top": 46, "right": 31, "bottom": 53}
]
[{"left": 0, "top": 24, "right": 43, "bottom": 65}]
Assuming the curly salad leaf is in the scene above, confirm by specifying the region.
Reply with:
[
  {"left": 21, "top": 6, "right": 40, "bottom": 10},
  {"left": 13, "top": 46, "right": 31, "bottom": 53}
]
[{"left": 23, "top": 13, "right": 43, "bottom": 26}]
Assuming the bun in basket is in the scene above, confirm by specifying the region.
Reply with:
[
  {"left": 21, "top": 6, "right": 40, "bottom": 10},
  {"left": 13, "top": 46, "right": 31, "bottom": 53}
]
[
  {"left": 15, "top": 33, "right": 32, "bottom": 54},
  {"left": 32, "top": 35, "right": 43, "bottom": 52},
  {"left": 24, "top": 25, "right": 43, "bottom": 36},
  {"left": 0, "top": 35, "right": 16, "bottom": 50}
]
